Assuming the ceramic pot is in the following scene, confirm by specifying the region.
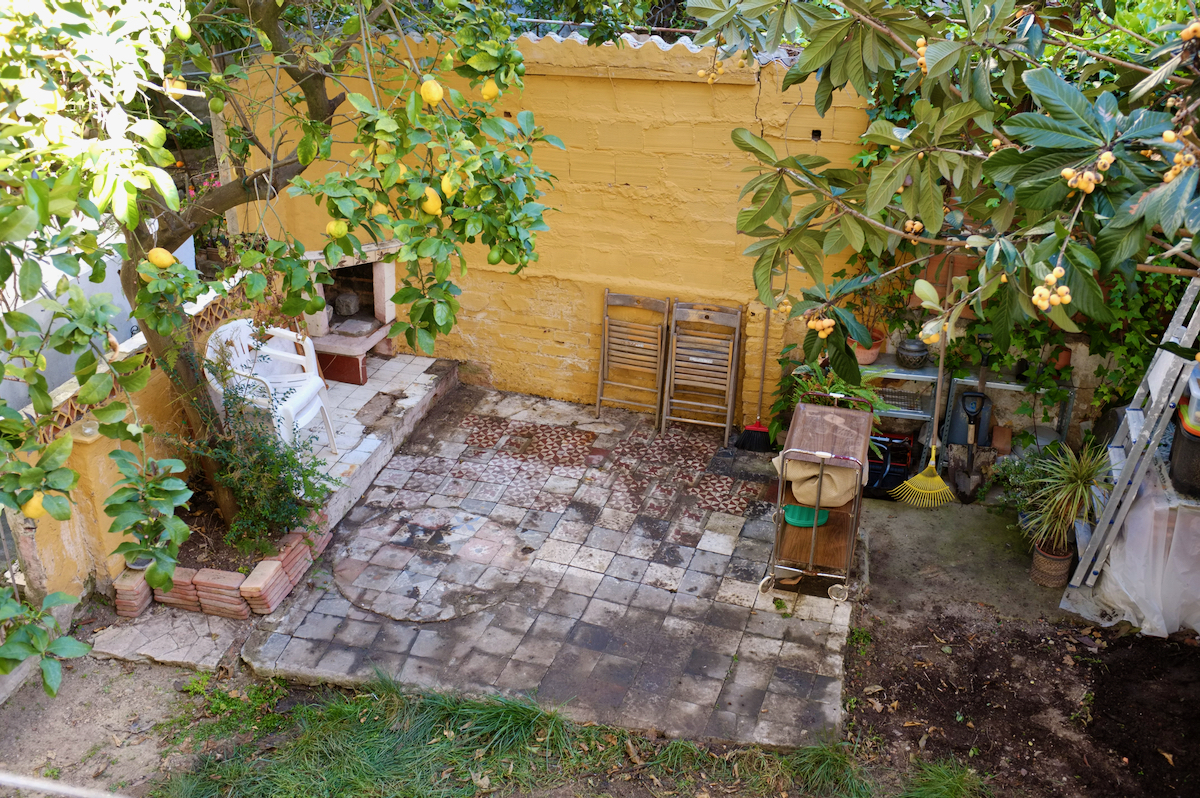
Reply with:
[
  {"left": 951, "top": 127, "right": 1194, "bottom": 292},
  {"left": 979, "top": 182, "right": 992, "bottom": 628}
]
[
  {"left": 896, "top": 338, "right": 929, "bottom": 370},
  {"left": 851, "top": 329, "right": 887, "bottom": 365}
]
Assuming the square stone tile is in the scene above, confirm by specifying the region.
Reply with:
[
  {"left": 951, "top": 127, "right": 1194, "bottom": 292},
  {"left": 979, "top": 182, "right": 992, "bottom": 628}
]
[
  {"left": 683, "top": 649, "right": 732, "bottom": 680},
  {"left": 617, "top": 688, "right": 674, "bottom": 726},
  {"left": 560, "top": 566, "right": 604, "bottom": 596},
  {"left": 495, "top": 658, "right": 550, "bottom": 693},
  {"left": 591, "top": 653, "right": 640, "bottom": 690},
  {"left": 459, "top": 537, "right": 501, "bottom": 565},
  {"left": 715, "top": 577, "right": 760, "bottom": 608},
  {"left": 729, "top": 657, "right": 775, "bottom": 691},
  {"left": 697, "top": 530, "right": 736, "bottom": 555},
  {"left": 369, "top": 545, "right": 416, "bottom": 570},
  {"left": 678, "top": 570, "right": 720, "bottom": 599},
  {"left": 375, "top": 622, "right": 418, "bottom": 653},
  {"left": 670, "top": 594, "right": 712, "bottom": 621},
  {"left": 529, "top": 611, "right": 577, "bottom": 639},
  {"left": 606, "top": 554, "right": 650, "bottom": 582},
  {"left": 651, "top": 544, "right": 695, "bottom": 570},
  {"left": 410, "top": 629, "right": 456, "bottom": 660},
  {"left": 521, "top": 510, "right": 562, "bottom": 533},
  {"left": 674, "top": 673, "right": 724, "bottom": 706},
  {"left": 440, "top": 558, "right": 489, "bottom": 586},
  {"left": 568, "top": 622, "right": 612, "bottom": 652},
  {"left": 475, "top": 626, "right": 525, "bottom": 658},
  {"left": 333, "top": 620, "right": 381, "bottom": 649},
  {"left": 549, "top": 519, "right": 592, "bottom": 544},
  {"left": 593, "top": 575, "right": 639, "bottom": 605},
  {"left": 596, "top": 508, "right": 636, "bottom": 531},
  {"left": 769, "top": 666, "right": 816, "bottom": 697},
  {"left": 276, "top": 637, "right": 328, "bottom": 671},
  {"left": 544, "top": 589, "right": 590, "bottom": 619},
  {"left": 536, "top": 539, "right": 581, "bottom": 565},
  {"left": 662, "top": 698, "right": 712, "bottom": 738},
  {"left": 523, "top": 560, "right": 567, "bottom": 589},
  {"left": 294, "top": 612, "right": 342, "bottom": 641},
  {"left": 399, "top": 656, "right": 446, "bottom": 689},
  {"left": 564, "top": 499, "right": 603, "bottom": 524},
  {"left": 475, "top": 566, "right": 521, "bottom": 592},
  {"left": 630, "top": 583, "right": 674, "bottom": 612},
  {"left": 585, "top": 526, "right": 626, "bottom": 552},
  {"left": 406, "top": 552, "right": 452, "bottom": 579},
  {"left": 642, "top": 563, "right": 685, "bottom": 591},
  {"left": 490, "top": 602, "right": 539, "bottom": 634},
  {"left": 617, "top": 535, "right": 660, "bottom": 560},
  {"left": 570, "top": 546, "right": 615, "bottom": 573},
  {"left": 490, "top": 504, "right": 527, "bottom": 525},
  {"left": 581, "top": 597, "right": 628, "bottom": 627},
  {"left": 717, "top": 681, "right": 767, "bottom": 716},
  {"left": 454, "top": 650, "right": 508, "bottom": 688},
  {"left": 543, "top": 475, "right": 580, "bottom": 495},
  {"left": 512, "top": 635, "right": 564, "bottom": 667},
  {"left": 630, "top": 516, "right": 670, "bottom": 540}
]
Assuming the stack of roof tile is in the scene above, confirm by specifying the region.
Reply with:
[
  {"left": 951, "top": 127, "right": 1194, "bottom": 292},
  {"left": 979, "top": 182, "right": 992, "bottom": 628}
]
[
  {"left": 193, "top": 569, "right": 251, "bottom": 619},
  {"left": 114, "top": 568, "right": 152, "bottom": 618},
  {"left": 153, "top": 566, "right": 201, "bottom": 612},
  {"left": 265, "top": 533, "right": 313, "bottom": 587},
  {"left": 239, "top": 560, "right": 291, "bottom": 615}
]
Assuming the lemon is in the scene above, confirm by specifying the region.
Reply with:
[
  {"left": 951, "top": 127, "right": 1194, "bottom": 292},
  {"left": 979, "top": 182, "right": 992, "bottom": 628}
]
[
  {"left": 420, "top": 78, "right": 444, "bottom": 105},
  {"left": 441, "top": 173, "right": 456, "bottom": 197},
  {"left": 22, "top": 491, "right": 47, "bottom": 520},
  {"left": 421, "top": 187, "right": 442, "bottom": 215},
  {"left": 175, "top": 21, "right": 191, "bottom": 40},
  {"left": 487, "top": 248, "right": 502, "bottom": 265},
  {"left": 481, "top": 78, "right": 500, "bottom": 101},
  {"left": 165, "top": 78, "right": 188, "bottom": 99},
  {"left": 326, "top": 219, "right": 348, "bottom": 239},
  {"left": 371, "top": 202, "right": 389, "bottom": 218},
  {"left": 147, "top": 247, "right": 176, "bottom": 268},
  {"left": 208, "top": 96, "right": 224, "bottom": 114}
]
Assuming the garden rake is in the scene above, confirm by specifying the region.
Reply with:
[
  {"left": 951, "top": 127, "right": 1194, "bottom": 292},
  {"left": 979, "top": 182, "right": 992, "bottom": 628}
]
[{"left": 891, "top": 333, "right": 954, "bottom": 508}]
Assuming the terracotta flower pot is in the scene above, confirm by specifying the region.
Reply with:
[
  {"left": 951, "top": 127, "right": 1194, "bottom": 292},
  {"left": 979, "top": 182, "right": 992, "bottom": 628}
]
[
  {"left": 1030, "top": 544, "right": 1073, "bottom": 587},
  {"left": 1053, "top": 347, "right": 1072, "bottom": 370},
  {"left": 851, "top": 329, "right": 887, "bottom": 365}
]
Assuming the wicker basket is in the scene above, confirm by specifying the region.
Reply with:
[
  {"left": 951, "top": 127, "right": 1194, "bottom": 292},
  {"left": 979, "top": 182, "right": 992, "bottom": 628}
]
[{"left": 1030, "top": 545, "right": 1073, "bottom": 587}]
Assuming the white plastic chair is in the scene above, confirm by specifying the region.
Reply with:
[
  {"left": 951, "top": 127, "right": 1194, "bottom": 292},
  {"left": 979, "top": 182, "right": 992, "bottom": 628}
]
[{"left": 204, "top": 319, "right": 338, "bottom": 454}]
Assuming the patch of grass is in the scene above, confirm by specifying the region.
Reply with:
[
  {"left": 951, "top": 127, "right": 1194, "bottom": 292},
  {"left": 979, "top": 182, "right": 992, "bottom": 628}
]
[
  {"left": 791, "top": 739, "right": 873, "bottom": 797},
  {"left": 153, "top": 676, "right": 871, "bottom": 798},
  {"left": 165, "top": 675, "right": 290, "bottom": 746},
  {"left": 849, "top": 626, "right": 873, "bottom": 656},
  {"left": 897, "top": 759, "right": 991, "bottom": 798}
]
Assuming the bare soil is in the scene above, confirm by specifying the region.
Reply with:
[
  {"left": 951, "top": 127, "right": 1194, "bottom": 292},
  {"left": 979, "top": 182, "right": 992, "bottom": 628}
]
[
  {"left": 173, "top": 476, "right": 259, "bottom": 573},
  {"left": 846, "top": 500, "right": 1200, "bottom": 797}
]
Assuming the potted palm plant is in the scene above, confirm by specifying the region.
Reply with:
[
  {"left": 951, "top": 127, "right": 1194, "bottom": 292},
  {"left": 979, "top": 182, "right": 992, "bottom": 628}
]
[{"left": 1021, "top": 444, "right": 1110, "bottom": 587}]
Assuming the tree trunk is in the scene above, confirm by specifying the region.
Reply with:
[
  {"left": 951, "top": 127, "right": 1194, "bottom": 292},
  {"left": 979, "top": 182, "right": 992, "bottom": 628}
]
[{"left": 120, "top": 231, "right": 240, "bottom": 524}]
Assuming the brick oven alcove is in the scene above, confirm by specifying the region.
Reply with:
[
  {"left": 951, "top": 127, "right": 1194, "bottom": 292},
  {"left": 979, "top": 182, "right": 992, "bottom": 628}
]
[{"left": 303, "top": 241, "right": 399, "bottom": 385}]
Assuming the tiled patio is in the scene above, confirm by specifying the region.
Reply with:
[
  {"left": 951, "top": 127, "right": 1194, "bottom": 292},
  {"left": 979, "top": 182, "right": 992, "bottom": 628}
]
[{"left": 243, "top": 387, "right": 853, "bottom": 745}]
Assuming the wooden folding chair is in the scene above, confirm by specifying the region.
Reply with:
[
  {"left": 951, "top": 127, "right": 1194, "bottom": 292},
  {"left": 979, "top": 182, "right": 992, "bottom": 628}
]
[
  {"left": 595, "top": 289, "right": 670, "bottom": 423},
  {"left": 663, "top": 301, "right": 742, "bottom": 441}
]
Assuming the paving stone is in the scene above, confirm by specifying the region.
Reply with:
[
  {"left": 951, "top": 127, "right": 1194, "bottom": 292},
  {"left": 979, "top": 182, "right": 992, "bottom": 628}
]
[
  {"left": 596, "top": 508, "right": 636, "bottom": 531},
  {"left": 568, "top": 622, "right": 612, "bottom": 652},
  {"left": 683, "top": 649, "right": 732, "bottom": 680},
  {"left": 276, "top": 637, "right": 329, "bottom": 674},
  {"left": 521, "top": 510, "right": 562, "bottom": 532},
  {"left": 375, "top": 622, "right": 418, "bottom": 653},
  {"left": 580, "top": 597, "right": 627, "bottom": 627},
  {"left": 617, "top": 688, "right": 674, "bottom": 728},
  {"left": 663, "top": 698, "right": 712, "bottom": 738},
  {"left": 674, "top": 673, "right": 724, "bottom": 706},
  {"left": 725, "top": 557, "right": 764, "bottom": 584},
  {"left": 669, "top": 594, "right": 712, "bottom": 621},
  {"left": 294, "top": 612, "right": 343, "bottom": 641},
  {"left": 544, "top": 589, "right": 590, "bottom": 619},
  {"left": 512, "top": 635, "right": 564, "bottom": 667},
  {"left": 399, "top": 656, "right": 447, "bottom": 689},
  {"left": 630, "top": 516, "right": 669, "bottom": 540},
  {"left": 564, "top": 500, "right": 602, "bottom": 524},
  {"left": 696, "top": 530, "right": 736, "bottom": 555},
  {"left": 334, "top": 620, "right": 381, "bottom": 648},
  {"left": 490, "top": 602, "right": 539, "bottom": 634},
  {"left": 717, "top": 681, "right": 767, "bottom": 716},
  {"left": 729, "top": 657, "right": 776, "bottom": 690},
  {"left": 560, "top": 566, "right": 604, "bottom": 596},
  {"left": 738, "top": 634, "right": 784, "bottom": 661},
  {"left": 593, "top": 575, "right": 639, "bottom": 605},
  {"left": 715, "top": 577, "right": 759, "bottom": 608},
  {"left": 630, "top": 583, "right": 673, "bottom": 612},
  {"left": 605, "top": 554, "right": 650, "bottom": 582},
  {"left": 523, "top": 560, "right": 567, "bottom": 588},
  {"left": 696, "top": 623, "right": 744, "bottom": 657},
  {"left": 495, "top": 658, "right": 550, "bottom": 693},
  {"left": 570, "top": 546, "right": 615, "bottom": 574}
]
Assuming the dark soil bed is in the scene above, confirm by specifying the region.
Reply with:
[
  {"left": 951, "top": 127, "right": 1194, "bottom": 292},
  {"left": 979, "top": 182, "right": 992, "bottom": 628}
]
[
  {"left": 172, "top": 477, "right": 259, "bottom": 574},
  {"left": 844, "top": 608, "right": 1200, "bottom": 797}
]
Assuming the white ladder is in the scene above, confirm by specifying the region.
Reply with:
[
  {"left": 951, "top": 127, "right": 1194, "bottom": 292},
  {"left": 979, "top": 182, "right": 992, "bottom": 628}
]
[{"left": 1070, "top": 275, "right": 1200, "bottom": 588}]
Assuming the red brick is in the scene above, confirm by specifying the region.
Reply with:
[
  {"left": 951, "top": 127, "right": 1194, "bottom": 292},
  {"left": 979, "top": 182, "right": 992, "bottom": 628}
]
[
  {"left": 193, "top": 569, "right": 246, "bottom": 590},
  {"left": 241, "top": 561, "right": 284, "bottom": 594},
  {"left": 113, "top": 568, "right": 148, "bottom": 592}
]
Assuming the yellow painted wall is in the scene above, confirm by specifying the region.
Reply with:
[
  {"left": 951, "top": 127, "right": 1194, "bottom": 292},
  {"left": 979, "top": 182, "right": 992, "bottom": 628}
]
[
  {"left": 17, "top": 369, "right": 188, "bottom": 600},
  {"left": 245, "top": 33, "right": 870, "bottom": 426}
]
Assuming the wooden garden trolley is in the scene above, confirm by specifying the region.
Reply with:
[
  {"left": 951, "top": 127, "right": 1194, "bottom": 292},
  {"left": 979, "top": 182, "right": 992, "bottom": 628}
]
[{"left": 760, "top": 393, "right": 872, "bottom": 601}]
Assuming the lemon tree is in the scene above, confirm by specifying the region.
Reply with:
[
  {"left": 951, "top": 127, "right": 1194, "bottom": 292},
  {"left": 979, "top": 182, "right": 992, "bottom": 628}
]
[
  {"left": 0, "top": 0, "right": 561, "bottom": 659},
  {"left": 688, "top": 0, "right": 1199, "bottom": 386}
]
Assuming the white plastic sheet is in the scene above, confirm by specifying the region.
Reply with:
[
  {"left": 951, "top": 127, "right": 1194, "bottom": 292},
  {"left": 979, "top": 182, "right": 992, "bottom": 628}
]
[{"left": 1063, "top": 459, "right": 1200, "bottom": 637}]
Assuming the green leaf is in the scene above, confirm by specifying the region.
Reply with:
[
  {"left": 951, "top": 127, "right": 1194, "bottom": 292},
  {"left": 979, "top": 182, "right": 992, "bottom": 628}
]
[
  {"left": 92, "top": 402, "right": 128, "bottom": 423},
  {"left": 914, "top": 279, "right": 940, "bottom": 307},
  {"left": 42, "top": 494, "right": 71, "bottom": 521},
  {"left": 77, "top": 373, "right": 114, "bottom": 405},
  {"left": 18, "top": 259, "right": 42, "bottom": 300},
  {"left": 1047, "top": 302, "right": 1080, "bottom": 333},
  {"left": 827, "top": 326, "right": 861, "bottom": 385},
  {"left": 115, "top": 365, "right": 151, "bottom": 394},
  {"left": 41, "top": 592, "right": 79, "bottom": 611},
  {"left": 923, "top": 40, "right": 965, "bottom": 80},
  {"left": 1003, "top": 113, "right": 1102, "bottom": 149},
  {"left": 298, "top": 133, "right": 318, "bottom": 166},
  {"left": 1064, "top": 245, "right": 1116, "bottom": 323},
  {"left": 730, "top": 129, "right": 777, "bottom": 165},
  {"left": 0, "top": 206, "right": 37, "bottom": 242},
  {"left": 866, "top": 154, "right": 914, "bottom": 215},
  {"left": 467, "top": 53, "right": 501, "bottom": 71},
  {"left": 1022, "top": 68, "right": 1100, "bottom": 137},
  {"left": 40, "top": 657, "right": 62, "bottom": 697},
  {"left": 793, "top": 19, "right": 853, "bottom": 74},
  {"left": 37, "top": 434, "right": 72, "bottom": 471}
]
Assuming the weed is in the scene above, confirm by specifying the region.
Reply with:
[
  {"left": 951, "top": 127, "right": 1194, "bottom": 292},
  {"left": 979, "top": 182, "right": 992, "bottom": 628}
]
[
  {"left": 154, "top": 677, "right": 873, "bottom": 798},
  {"left": 848, "top": 626, "right": 872, "bottom": 656},
  {"left": 791, "top": 739, "right": 872, "bottom": 797},
  {"left": 898, "top": 758, "right": 991, "bottom": 798},
  {"left": 43, "top": 767, "right": 61, "bottom": 779},
  {"left": 165, "top": 677, "right": 289, "bottom": 746},
  {"left": 773, "top": 597, "right": 788, "bottom": 611},
  {"left": 845, "top": 696, "right": 860, "bottom": 711}
]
